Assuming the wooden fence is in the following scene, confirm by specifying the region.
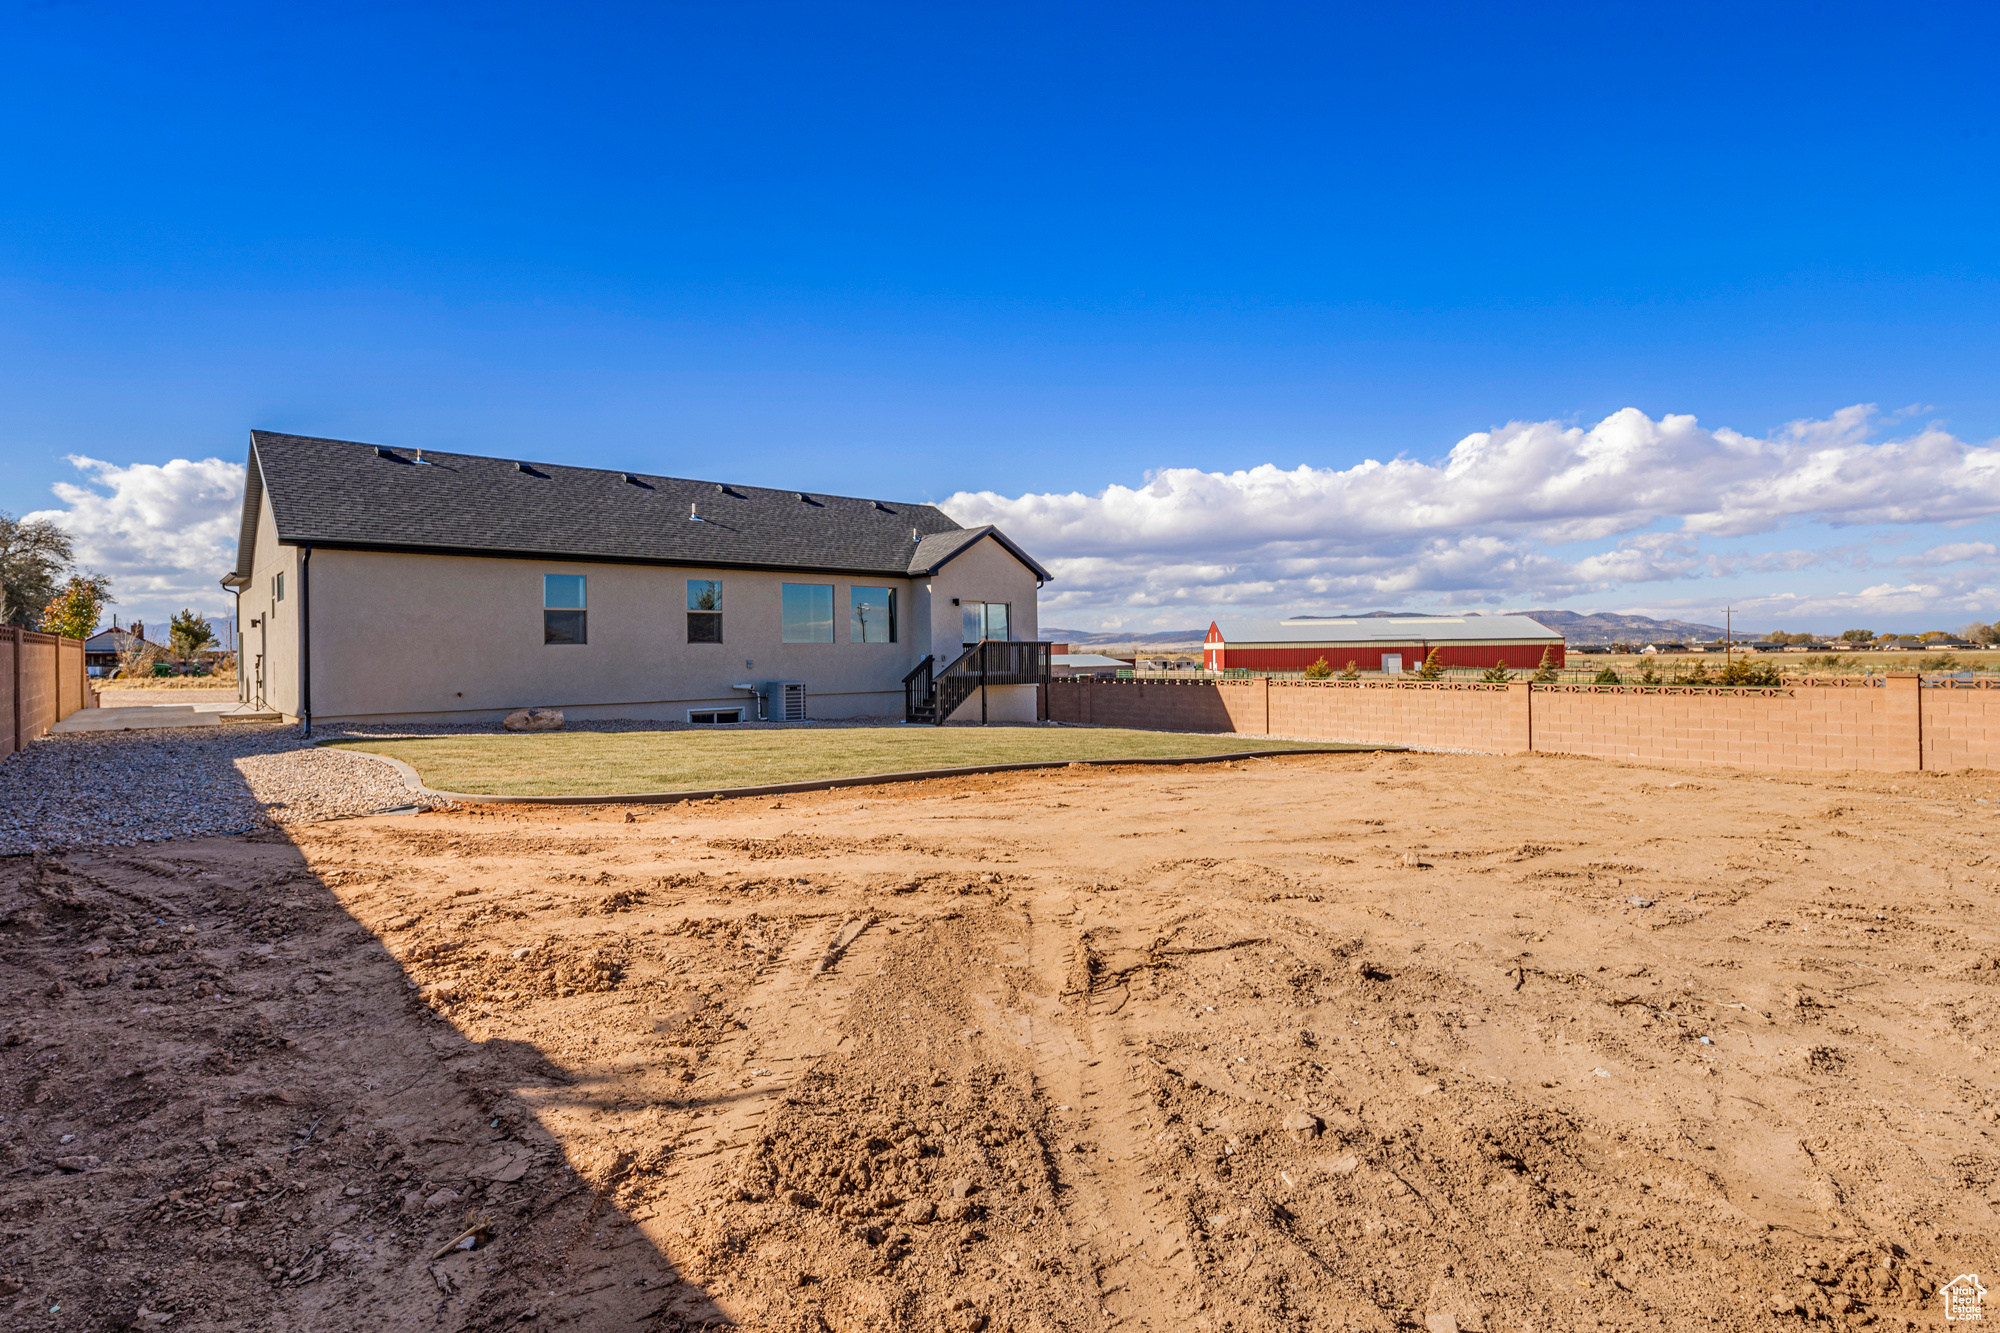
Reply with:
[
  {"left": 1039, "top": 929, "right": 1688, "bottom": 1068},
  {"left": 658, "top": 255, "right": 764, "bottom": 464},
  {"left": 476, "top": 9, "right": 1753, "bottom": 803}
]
[{"left": 1, "top": 626, "right": 93, "bottom": 756}]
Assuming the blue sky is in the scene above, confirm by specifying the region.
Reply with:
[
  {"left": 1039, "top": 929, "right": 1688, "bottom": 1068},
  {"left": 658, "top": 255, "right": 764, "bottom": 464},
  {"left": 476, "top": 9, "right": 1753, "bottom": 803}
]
[{"left": 4, "top": 1, "right": 1998, "bottom": 633}]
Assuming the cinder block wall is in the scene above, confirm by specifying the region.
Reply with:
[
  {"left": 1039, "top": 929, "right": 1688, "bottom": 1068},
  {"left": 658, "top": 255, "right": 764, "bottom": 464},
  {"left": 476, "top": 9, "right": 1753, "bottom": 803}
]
[
  {"left": 0, "top": 630, "right": 14, "bottom": 754},
  {"left": 1923, "top": 687, "right": 2000, "bottom": 771},
  {"left": 1048, "top": 673, "right": 1987, "bottom": 773},
  {"left": 1269, "top": 680, "right": 1521, "bottom": 752},
  {"left": 1526, "top": 680, "right": 1915, "bottom": 772},
  {"left": 2, "top": 628, "right": 92, "bottom": 757}
]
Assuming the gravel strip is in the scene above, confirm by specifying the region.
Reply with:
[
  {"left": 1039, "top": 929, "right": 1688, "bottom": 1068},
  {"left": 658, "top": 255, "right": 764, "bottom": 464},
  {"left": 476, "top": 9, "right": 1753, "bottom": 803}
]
[
  {"left": 0, "top": 714, "right": 957, "bottom": 855},
  {"left": 0, "top": 723, "right": 450, "bottom": 855}
]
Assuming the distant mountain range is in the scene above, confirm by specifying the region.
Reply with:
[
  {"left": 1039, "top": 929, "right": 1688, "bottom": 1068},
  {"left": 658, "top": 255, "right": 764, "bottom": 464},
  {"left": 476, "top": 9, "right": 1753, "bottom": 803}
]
[
  {"left": 1505, "top": 610, "right": 1729, "bottom": 645},
  {"left": 1044, "top": 609, "right": 1736, "bottom": 651},
  {"left": 1041, "top": 628, "right": 1207, "bottom": 650}
]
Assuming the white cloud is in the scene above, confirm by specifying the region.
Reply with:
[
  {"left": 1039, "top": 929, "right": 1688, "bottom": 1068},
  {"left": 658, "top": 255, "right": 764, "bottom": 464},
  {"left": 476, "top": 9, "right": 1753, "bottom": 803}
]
[
  {"left": 942, "top": 405, "right": 2000, "bottom": 628},
  {"left": 26, "top": 455, "right": 245, "bottom": 627}
]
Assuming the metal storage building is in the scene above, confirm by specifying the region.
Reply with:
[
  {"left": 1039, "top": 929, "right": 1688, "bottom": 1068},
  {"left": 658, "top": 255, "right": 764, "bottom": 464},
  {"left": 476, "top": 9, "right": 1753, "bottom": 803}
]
[{"left": 1202, "top": 614, "right": 1564, "bottom": 674}]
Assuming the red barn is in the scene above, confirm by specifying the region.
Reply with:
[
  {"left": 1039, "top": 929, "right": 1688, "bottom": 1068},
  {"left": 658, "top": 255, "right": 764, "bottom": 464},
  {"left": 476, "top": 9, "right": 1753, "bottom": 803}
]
[{"left": 1203, "top": 615, "right": 1564, "bottom": 674}]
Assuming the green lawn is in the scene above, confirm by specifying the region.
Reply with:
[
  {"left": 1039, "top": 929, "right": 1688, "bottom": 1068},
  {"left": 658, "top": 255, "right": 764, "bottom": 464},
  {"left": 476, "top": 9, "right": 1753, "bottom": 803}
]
[{"left": 326, "top": 726, "right": 1359, "bottom": 797}]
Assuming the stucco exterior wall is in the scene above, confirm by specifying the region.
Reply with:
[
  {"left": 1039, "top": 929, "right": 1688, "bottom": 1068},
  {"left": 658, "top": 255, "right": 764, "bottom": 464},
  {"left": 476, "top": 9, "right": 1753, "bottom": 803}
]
[
  {"left": 239, "top": 487, "right": 298, "bottom": 716},
  {"left": 237, "top": 532, "right": 1040, "bottom": 725},
  {"left": 922, "top": 538, "right": 1041, "bottom": 664}
]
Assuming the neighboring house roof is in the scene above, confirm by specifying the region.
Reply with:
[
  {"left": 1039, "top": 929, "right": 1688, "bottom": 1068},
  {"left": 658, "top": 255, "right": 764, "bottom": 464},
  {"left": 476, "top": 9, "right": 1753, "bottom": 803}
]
[
  {"left": 228, "top": 432, "right": 1051, "bottom": 583},
  {"left": 1052, "top": 653, "right": 1132, "bottom": 667},
  {"left": 83, "top": 629, "right": 149, "bottom": 652},
  {"left": 1208, "top": 614, "right": 1561, "bottom": 645}
]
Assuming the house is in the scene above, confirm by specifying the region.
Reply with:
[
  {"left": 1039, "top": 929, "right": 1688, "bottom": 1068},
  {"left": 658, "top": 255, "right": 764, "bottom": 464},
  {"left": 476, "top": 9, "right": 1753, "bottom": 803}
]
[
  {"left": 83, "top": 622, "right": 154, "bottom": 677},
  {"left": 1202, "top": 614, "right": 1563, "bottom": 674},
  {"left": 218, "top": 432, "right": 1051, "bottom": 726}
]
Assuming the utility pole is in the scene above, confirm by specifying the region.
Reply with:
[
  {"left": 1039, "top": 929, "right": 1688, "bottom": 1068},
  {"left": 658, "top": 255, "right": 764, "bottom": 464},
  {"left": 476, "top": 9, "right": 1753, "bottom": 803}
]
[{"left": 1723, "top": 606, "right": 1735, "bottom": 664}]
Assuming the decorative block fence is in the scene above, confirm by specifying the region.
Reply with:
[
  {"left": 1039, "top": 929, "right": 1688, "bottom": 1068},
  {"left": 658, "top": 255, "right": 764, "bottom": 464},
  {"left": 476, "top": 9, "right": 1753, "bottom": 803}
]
[
  {"left": 1049, "top": 673, "right": 1996, "bottom": 773},
  {"left": 1, "top": 626, "right": 92, "bottom": 756}
]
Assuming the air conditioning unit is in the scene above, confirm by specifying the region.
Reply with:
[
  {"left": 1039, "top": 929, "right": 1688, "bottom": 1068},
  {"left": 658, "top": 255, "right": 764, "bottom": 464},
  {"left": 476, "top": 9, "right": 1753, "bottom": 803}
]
[{"left": 760, "top": 681, "right": 806, "bottom": 722}]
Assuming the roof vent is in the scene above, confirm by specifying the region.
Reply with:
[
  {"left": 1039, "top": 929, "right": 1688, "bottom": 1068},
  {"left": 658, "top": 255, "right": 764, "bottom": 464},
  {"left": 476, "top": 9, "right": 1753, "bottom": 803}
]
[
  {"left": 874, "top": 500, "right": 895, "bottom": 513},
  {"left": 690, "top": 502, "right": 702, "bottom": 522},
  {"left": 414, "top": 448, "right": 432, "bottom": 466},
  {"left": 911, "top": 527, "right": 920, "bottom": 543},
  {"left": 375, "top": 446, "right": 395, "bottom": 459},
  {"left": 623, "top": 473, "right": 652, "bottom": 488},
  {"left": 798, "top": 492, "right": 811, "bottom": 502}
]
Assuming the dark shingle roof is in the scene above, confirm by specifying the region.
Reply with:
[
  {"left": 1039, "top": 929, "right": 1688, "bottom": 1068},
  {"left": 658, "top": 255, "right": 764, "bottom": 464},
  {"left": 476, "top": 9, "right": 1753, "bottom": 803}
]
[{"left": 231, "top": 432, "right": 1050, "bottom": 582}]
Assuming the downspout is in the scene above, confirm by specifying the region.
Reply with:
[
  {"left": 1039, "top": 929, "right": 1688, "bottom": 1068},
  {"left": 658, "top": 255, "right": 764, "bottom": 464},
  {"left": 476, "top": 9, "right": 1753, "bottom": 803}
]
[
  {"left": 298, "top": 545, "right": 312, "bottom": 737},
  {"left": 233, "top": 588, "right": 244, "bottom": 706}
]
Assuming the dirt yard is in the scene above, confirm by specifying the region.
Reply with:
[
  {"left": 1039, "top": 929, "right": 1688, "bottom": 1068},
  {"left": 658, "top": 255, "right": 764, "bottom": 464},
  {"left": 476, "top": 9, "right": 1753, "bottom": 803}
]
[{"left": 4, "top": 750, "right": 1998, "bottom": 1332}]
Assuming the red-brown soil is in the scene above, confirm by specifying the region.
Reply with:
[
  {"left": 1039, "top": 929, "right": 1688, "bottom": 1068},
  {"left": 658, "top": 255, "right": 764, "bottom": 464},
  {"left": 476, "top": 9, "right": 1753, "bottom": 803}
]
[{"left": 4, "top": 750, "right": 1997, "bottom": 1331}]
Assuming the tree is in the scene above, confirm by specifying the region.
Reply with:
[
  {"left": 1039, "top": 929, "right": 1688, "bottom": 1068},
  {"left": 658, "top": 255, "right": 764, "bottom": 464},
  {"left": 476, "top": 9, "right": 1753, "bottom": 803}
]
[
  {"left": 0, "top": 512, "right": 75, "bottom": 627},
  {"left": 1338, "top": 660, "right": 1361, "bottom": 680},
  {"left": 1839, "top": 629, "right": 1873, "bottom": 643},
  {"left": 35, "top": 573, "right": 112, "bottom": 640},
  {"left": 1593, "top": 665, "right": 1621, "bottom": 685},
  {"left": 1958, "top": 622, "right": 1998, "bottom": 646},
  {"left": 169, "top": 608, "right": 217, "bottom": 666},
  {"left": 1637, "top": 660, "right": 1662, "bottom": 685},
  {"left": 1411, "top": 647, "right": 1445, "bottom": 680},
  {"left": 1480, "top": 659, "right": 1513, "bottom": 683},
  {"left": 1531, "top": 647, "right": 1559, "bottom": 683},
  {"left": 1302, "top": 656, "right": 1334, "bottom": 679}
]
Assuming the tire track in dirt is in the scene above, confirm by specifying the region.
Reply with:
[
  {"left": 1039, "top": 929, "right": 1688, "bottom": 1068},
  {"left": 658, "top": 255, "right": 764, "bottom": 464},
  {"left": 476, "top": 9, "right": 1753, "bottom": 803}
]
[
  {"left": 648, "top": 914, "right": 885, "bottom": 1324},
  {"left": 665, "top": 915, "right": 882, "bottom": 1193},
  {"left": 1018, "top": 889, "right": 1201, "bottom": 1330}
]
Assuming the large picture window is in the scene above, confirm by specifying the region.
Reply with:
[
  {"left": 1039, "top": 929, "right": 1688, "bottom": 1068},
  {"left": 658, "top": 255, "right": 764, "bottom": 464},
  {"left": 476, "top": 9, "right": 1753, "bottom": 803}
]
[
  {"left": 687, "top": 579, "right": 722, "bottom": 643},
  {"left": 781, "top": 583, "right": 834, "bottom": 643},
  {"left": 544, "top": 574, "right": 586, "bottom": 644},
  {"left": 850, "top": 586, "right": 897, "bottom": 643}
]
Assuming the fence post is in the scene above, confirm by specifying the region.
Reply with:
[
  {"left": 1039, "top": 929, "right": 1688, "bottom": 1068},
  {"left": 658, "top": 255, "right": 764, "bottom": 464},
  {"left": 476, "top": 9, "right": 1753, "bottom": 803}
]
[
  {"left": 1509, "top": 679, "right": 1532, "bottom": 753},
  {"left": 1887, "top": 671, "right": 1921, "bottom": 771},
  {"left": 1258, "top": 674, "right": 1271, "bottom": 735},
  {"left": 9, "top": 625, "right": 19, "bottom": 755}
]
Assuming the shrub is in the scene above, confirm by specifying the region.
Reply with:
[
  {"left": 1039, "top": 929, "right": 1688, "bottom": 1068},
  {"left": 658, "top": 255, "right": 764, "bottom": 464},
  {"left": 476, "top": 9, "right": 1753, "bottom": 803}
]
[
  {"left": 1480, "top": 660, "right": 1513, "bottom": 683},
  {"left": 1302, "top": 656, "right": 1334, "bottom": 679},
  {"left": 1673, "top": 660, "right": 1712, "bottom": 686},
  {"left": 1338, "top": 660, "right": 1361, "bottom": 680},
  {"left": 1592, "top": 666, "right": 1621, "bottom": 685},
  {"left": 1718, "top": 656, "right": 1783, "bottom": 687},
  {"left": 1637, "top": 661, "right": 1662, "bottom": 685},
  {"left": 1531, "top": 647, "right": 1558, "bottom": 682},
  {"left": 115, "top": 634, "right": 160, "bottom": 681},
  {"left": 1411, "top": 648, "right": 1445, "bottom": 680},
  {"left": 1919, "top": 653, "right": 1961, "bottom": 671}
]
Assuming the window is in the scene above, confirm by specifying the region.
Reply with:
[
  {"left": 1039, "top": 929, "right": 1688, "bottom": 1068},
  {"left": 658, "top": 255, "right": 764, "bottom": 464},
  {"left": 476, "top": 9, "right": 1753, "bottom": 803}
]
[
  {"left": 850, "top": 586, "right": 897, "bottom": 643},
  {"left": 274, "top": 572, "right": 284, "bottom": 603},
  {"left": 687, "top": 580, "right": 722, "bottom": 643},
  {"left": 543, "top": 574, "right": 586, "bottom": 644},
  {"left": 781, "top": 583, "right": 834, "bottom": 643},
  {"left": 687, "top": 707, "right": 742, "bottom": 725},
  {"left": 960, "top": 600, "right": 1010, "bottom": 645}
]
